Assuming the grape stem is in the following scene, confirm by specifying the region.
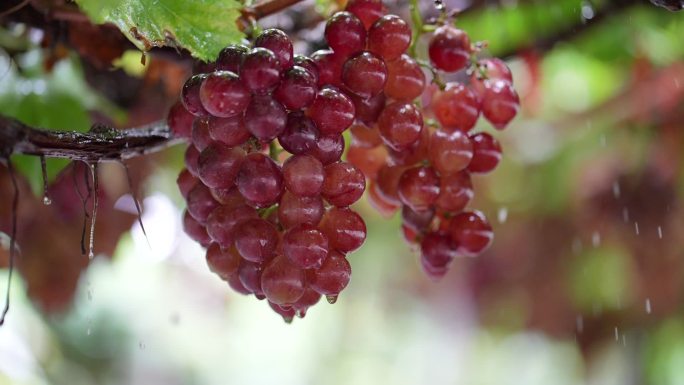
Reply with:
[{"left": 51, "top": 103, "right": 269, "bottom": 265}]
[
  {"left": 408, "top": 0, "right": 424, "bottom": 58},
  {"left": 0, "top": 115, "right": 179, "bottom": 162}
]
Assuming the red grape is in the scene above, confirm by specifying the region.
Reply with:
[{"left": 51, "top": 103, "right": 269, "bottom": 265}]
[
  {"left": 277, "top": 191, "right": 324, "bottom": 228},
  {"left": 177, "top": 168, "right": 198, "bottom": 199},
  {"left": 199, "top": 71, "right": 250, "bottom": 117},
  {"left": 206, "top": 243, "right": 241, "bottom": 279},
  {"left": 325, "top": 12, "right": 367, "bottom": 58},
  {"left": 401, "top": 205, "right": 435, "bottom": 233},
  {"left": 244, "top": 94, "right": 288, "bottom": 142},
  {"left": 481, "top": 80, "right": 520, "bottom": 129},
  {"left": 309, "top": 251, "right": 351, "bottom": 296},
  {"left": 186, "top": 183, "right": 220, "bottom": 223},
  {"left": 432, "top": 82, "right": 480, "bottom": 132},
  {"left": 307, "top": 134, "right": 345, "bottom": 165},
  {"left": 207, "top": 115, "right": 250, "bottom": 147},
  {"left": 282, "top": 154, "right": 324, "bottom": 196},
  {"left": 236, "top": 153, "right": 284, "bottom": 207},
  {"left": 311, "top": 49, "right": 345, "bottom": 87},
  {"left": 428, "top": 25, "right": 471, "bottom": 73},
  {"left": 435, "top": 171, "right": 473, "bottom": 212},
  {"left": 420, "top": 231, "right": 457, "bottom": 279},
  {"left": 283, "top": 224, "right": 329, "bottom": 269},
  {"left": 319, "top": 207, "right": 367, "bottom": 252},
  {"left": 234, "top": 218, "right": 278, "bottom": 263},
  {"left": 428, "top": 129, "right": 473, "bottom": 174},
  {"left": 181, "top": 74, "right": 209, "bottom": 116},
  {"left": 197, "top": 144, "right": 245, "bottom": 189},
  {"left": 206, "top": 204, "right": 258, "bottom": 248},
  {"left": 216, "top": 44, "right": 249, "bottom": 73},
  {"left": 241, "top": 48, "right": 282, "bottom": 94},
  {"left": 306, "top": 87, "right": 355, "bottom": 135},
  {"left": 350, "top": 122, "right": 382, "bottom": 148},
  {"left": 378, "top": 102, "right": 423, "bottom": 150},
  {"left": 467, "top": 132, "right": 502, "bottom": 173},
  {"left": 254, "top": 29, "right": 294, "bottom": 71},
  {"left": 183, "top": 210, "right": 211, "bottom": 246},
  {"left": 238, "top": 259, "right": 264, "bottom": 296},
  {"left": 351, "top": 92, "right": 386, "bottom": 126},
  {"left": 398, "top": 166, "right": 440, "bottom": 212},
  {"left": 274, "top": 66, "right": 318, "bottom": 110},
  {"left": 191, "top": 117, "right": 213, "bottom": 151},
  {"left": 384, "top": 54, "right": 426, "bottom": 101},
  {"left": 278, "top": 112, "right": 320, "bottom": 155},
  {"left": 342, "top": 52, "right": 388, "bottom": 99},
  {"left": 368, "top": 15, "right": 411, "bottom": 61},
  {"left": 470, "top": 58, "right": 513, "bottom": 98},
  {"left": 321, "top": 162, "right": 366, "bottom": 207},
  {"left": 448, "top": 210, "right": 493, "bottom": 256},
  {"left": 261, "top": 256, "right": 306, "bottom": 305},
  {"left": 167, "top": 102, "right": 194, "bottom": 139},
  {"left": 345, "top": 0, "right": 385, "bottom": 29},
  {"left": 184, "top": 145, "right": 200, "bottom": 176}
]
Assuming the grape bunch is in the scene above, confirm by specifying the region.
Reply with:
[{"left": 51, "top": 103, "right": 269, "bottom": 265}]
[{"left": 167, "top": 0, "right": 520, "bottom": 321}]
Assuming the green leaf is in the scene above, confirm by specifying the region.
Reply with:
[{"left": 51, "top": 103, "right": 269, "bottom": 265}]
[{"left": 74, "top": 0, "right": 246, "bottom": 62}]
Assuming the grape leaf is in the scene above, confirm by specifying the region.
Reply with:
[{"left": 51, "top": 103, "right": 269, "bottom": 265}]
[{"left": 74, "top": 0, "right": 245, "bottom": 62}]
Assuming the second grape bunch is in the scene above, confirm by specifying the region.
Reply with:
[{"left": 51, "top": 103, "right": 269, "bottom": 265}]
[{"left": 168, "top": 0, "right": 520, "bottom": 322}]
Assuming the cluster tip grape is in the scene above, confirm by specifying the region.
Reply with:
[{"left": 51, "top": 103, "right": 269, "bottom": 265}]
[{"left": 167, "top": 0, "right": 520, "bottom": 322}]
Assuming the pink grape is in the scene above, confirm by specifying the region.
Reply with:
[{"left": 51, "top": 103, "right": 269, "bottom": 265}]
[
  {"left": 261, "top": 256, "right": 306, "bottom": 305},
  {"left": 197, "top": 144, "right": 245, "bottom": 189},
  {"left": 428, "top": 25, "right": 471, "bottom": 72},
  {"left": 398, "top": 166, "right": 440, "bottom": 212},
  {"left": 325, "top": 12, "right": 367, "bottom": 58},
  {"left": 236, "top": 153, "right": 284, "bottom": 207},
  {"left": 468, "top": 132, "right": 502, "bottom": 173},
  {"left": 282, "top": 154, "right": 324, "bottom": 197},
  {"left": 306, "top": 87, "right": 355, "bottom": 135},
  {"left": 428, "top": 129, "right": 474, "bottom": 174},
  {"left": 283, "top": 224, "right": 329, "bottom": 269},
  {"left": 234, "top": 218, "right": 278, "bottom": 263},
  {"left": 367, "top": 15, "right": 411, "bottom": 61},
  {"left": 199, "top": 71, "right": 250, "bottom": 117},
  {"left": 342, "top": 52, "right": 388, "bottom": 99},
  {"left": 448, "top": 210, "right": 493, "bottom": 256}
]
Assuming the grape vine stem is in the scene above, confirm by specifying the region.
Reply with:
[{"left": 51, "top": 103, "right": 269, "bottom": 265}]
[{"left": 0, "top": 115, "right": 179, "bottom": 161}]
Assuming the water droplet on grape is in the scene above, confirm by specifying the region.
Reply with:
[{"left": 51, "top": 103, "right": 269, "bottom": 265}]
[{"left": 326, "top": 295, "right": 338, "bottom": 304}]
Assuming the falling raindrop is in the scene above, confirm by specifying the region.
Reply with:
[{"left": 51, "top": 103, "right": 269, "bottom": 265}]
[
  {"left": 614, "top": 327, "right": 619, "bottom": 341},
  {"left": 40, "top": 156, "right": 51, "bottom": 205},
  {"left": 622, "top": 335, "right": 627, "bottom": 347},
  {"left": 646, "top": 298, "right": 652, "bottom": 314},
  {"left": 634, "top": 222, "right": 640, "bottom": 235},
  {"left": 497, "top": 207, "right": 508, "bottom": 224},
  {"left": 581, "top": 1, "right": 595, "bottom": 20},
  {"left": 657, "top": 226, "right": 663, "bottom": 239},
  {"left": 612, "top": 181, "right": 620, "bottom": 198},
  {"left": 592, "top": 231, "right": 601, "bottom": 247}
]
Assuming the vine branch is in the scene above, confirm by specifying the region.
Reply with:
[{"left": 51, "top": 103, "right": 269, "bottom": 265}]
[{"left": 0, "top": 116, "right": 178, "bottom": 161}]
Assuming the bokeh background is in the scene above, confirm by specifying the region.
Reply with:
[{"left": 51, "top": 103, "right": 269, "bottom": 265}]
[{"left": 1, "top": 0, "right": 684, "bottom": 384}]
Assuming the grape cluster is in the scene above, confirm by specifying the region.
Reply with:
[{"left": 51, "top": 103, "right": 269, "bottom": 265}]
[{"left": 168, "top": 0, "right": 520, "bottom": 320}]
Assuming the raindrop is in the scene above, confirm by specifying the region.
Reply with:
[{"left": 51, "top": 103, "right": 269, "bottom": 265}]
[
  {"left": 592, "top": 231, "right": 601, "bottom": 247},
  {"left": 622, "top": 335, "right": 627, "bottom": 347},
  {"left": 614, "top": 327, "right": 619, "bottom": 341},
  {"left": 326, "top": 295, "right": 338, "bottom": 304},
  {"left": 634, "top": 222, "right": 640, "bottom": 235},
  {"left": 86, "top": 327, "right": 91, "bottom": 336},
  {"left": 139, "top": 341, "right": 145, "bottom": 350},
  {"left": 40, "top": 156, "right": 51, "bottom": 205},
  {"left": 581, "top": 1, "right": 595, "bottom": 20},
  {"left": 497, "top": 207, "right": 508, "bottom": 224},
  {"left": 646, "top": 298, "right": 652, "bottom": 314},
  {"left": 612, "top": 181, "right": 620, "bottom": 198},
  {"left": 622, "top": 207, "right": 630, "bottom": 222},
  {"left": 657, "top": 226, "right": 663, "bottom": 239}
]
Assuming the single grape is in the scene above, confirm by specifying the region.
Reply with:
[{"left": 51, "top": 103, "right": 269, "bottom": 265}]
[
  {"left": 325, "top": 12, "right": 367, "bottom": 58},
  {"left": 319, "top": 207, "right": 366, "bottom": 252},
  {"left": 342, "top": 52, "right": 388, "bottom": 99},
  {"left": 183, "top": 210, "right": 211, "bottom": 246},
  {"left": 428, "top": 129, "right": 473, "bottom": 174},
  {"left": 209, "top": 186, "right": 246, "bottom": 209},
  {"left": 432, "top": 82, "right": 480, "bottom": 132},
  {"left": 261, "top": 255, "right": 306, "bottom": 305},
  {"left": 216, "top": 44, "right": 249, "bottom": 73},
  {"left": 376, "top": 164, "right": 407, "bottom": 205},
  {"left": 470, "top": 58, "right": 513, "bottom": 98},
  {"left": 311, "top": 49, "right": 345, "bottom": 87},
  {"left": 207, "top": 115, "right": 250, "bottom": 147},
  {"left": 182, "top": 74, "right": 210, "bottom": 116},
  {"left": 292, "top": 288, "right": 322, "bottom": 318},
  {"left": 398, "top": 166, "right": 440, "bottom": 212},
  {"left": 244, "top": 94, "right": 288, "bottom": 142},
  {"left": 428, "top": 25, "right": 471, "bottom": 73},
  {"left": 435, "top": 171, "right": 473, "bottom": 212},
  {"left": 186, "top": 183, "right": 220, "bottom": 223},
  {"left": 420, "top": 231, "right": 457, "bottom": 279},
  {"left": 481, "top": 80, "right": 520, "bottom": 129},
  {"left": 191, "top": 117, "right": 213, "bottom": 151},
  {"left": 206, "top": 204, "right": 258, "bottom": 248},
  {"left": 378, "top": 102, "right": 423, "bottom": 150},
  {"left": 307, "top": 134, "right": 345, "bottom": 165},
  {"left": 236, "top": 153, "right": 284, "bottom": 207},
  {"left": 274, "top": 66, "right": 318, "bottom": 110},
  {"left": 282, "top": 154, "right": 324, "bottom": 196},
  {"left": 227, "top": 274, "right": 252, "bottom": 295},
  {"left": 278, "top": 112, "right": 320, "bottom": 154},
  {"left": 241, "top": 48, "right": 282, "bottom": 94},
  {"left": 350, "top": 122, "right": 382, "bottom": 148},
  {"left": 384, "top": 54, "right": 426, "bottom": 101},
  {"left": 184, "top": 145, "right": 200, "bottom": 176},
  {"left": 278, "top": 191, "right": 324, "bottom": 228},
  {"left": 366, "top": 181, "right": 400, "bottom": 218},
  {"left": 294, "top": 55, "right": 320, "bottom": 83},
  {"left": 309, "top": 251, "right": 351, "bottom": 296},
  {"left": 367, "top": 15, "right": 411, "bottom": 61},
  {"left": 283, "top": 224, "right": 329, "bottom": 269},
  {"left": 401, "top": 205, "right": 435, "bottom": 233},
  {"left": 321, "top": 162, "right": 366, "bottom": 207},
  {"left": 448, "top": 210, "right": 493, "bottom": 256},
  {"left": 197, "top": 144, "right": 245, "bottom": 189},
  {"left": 351, "top": 92, "right": 386, "bottom": 126},
  {"left": 346, "top": 143, "right": 387, "bottom": 180},
  {"left": 177, "top": 168, "right": 198, "bottom": 199},
  {"left": 345, "top": 0, "right": 386, "bottom": 29},
  {"left": 467, "top": 132, "right": 502, "bottom": 173},
  {"left": 206, "top": 243, "right": 241, "bottom": 280},
  {"left": 238, "top": 259, "right": 265, "bottom": 296},
  {"left": 199, "top": 71, "right": 250, "bottom": 117},
  {"left": 234, "top": 218, "right": 278, "bottom": 263},
  {"left": 254, "top": 29, "right": 294, "bottom": 71},
  {"left": 306, "top": 87, "right": 355, "bottom": 135},
  {"left": 167, "top": 102, "right": 194, "bottom": 139}
]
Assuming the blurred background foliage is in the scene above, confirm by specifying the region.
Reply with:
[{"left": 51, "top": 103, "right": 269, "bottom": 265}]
[{"left": 1, "top": 0, "right": 684, "bottom": 384}]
